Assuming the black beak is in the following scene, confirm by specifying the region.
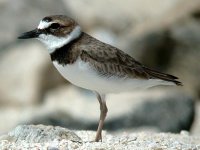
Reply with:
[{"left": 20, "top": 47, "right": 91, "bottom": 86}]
[{"left": 18, "top": 29, "right": 41, "bottom": 39}]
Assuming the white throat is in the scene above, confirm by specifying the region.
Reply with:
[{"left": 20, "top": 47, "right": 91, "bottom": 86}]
[{"left": 37, "top": 25, "right": 81, "bottom": 53}]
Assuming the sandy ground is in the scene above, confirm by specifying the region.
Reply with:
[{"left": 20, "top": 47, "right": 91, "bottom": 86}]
[{"left": 0, "top": 127, "right": 200, "bottom": 150}]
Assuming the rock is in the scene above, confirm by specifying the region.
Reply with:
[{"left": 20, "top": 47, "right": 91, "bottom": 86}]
[
  {"left": 63, "top": 0, "right": 200, "bottom": 53},
  {"left": 0, "top": 0, "right": 69, "bottom": 48},
  {"left": 88, "top": 28, "right": 119, "bottom": 48},
  {"left": 131, "top": 92, "right": 194, "bottom": 132},
  {"left": 124, "top": 1, "right": 200, "bottom": 97},
  {"left": 23, "top": 86, "right": 194, "bottom": 134},
  {"left": 135, "top": 16, "right": 200, "bottom": 98},
  {"left": 0, "top": 125, "right": 81, "bottom": 143},
  {"left": 27, "top": 110, "right": 92, "bottom": 130},
  {"left": 125, "top": 0, "right": 200, "bottom": 69},
  {"left": 64, "top": 0, "right": 188, "bottom": 31},
  {"left": 0, "top": 42, "right": 64, "bottom": 105},
  {"left": 88, "top": 89, "right": 195, "bottom": 133},
  {"left": 191, "top": 102, "right": 200, "bottom": 135},
  {"left": 0, "top": 107, "right": 24, "bottom": 134},
  {"left": 169, "top": 19, "right": 200, "bottom": 97},
  {"left": 129, "top": 30, "right": 175, "bottom": 70},
  {"left": 0, "top": 42, "right": 47, "bottom": 105},
  {"left": 0, "top": 125, "right": 200, "bottom": 149}
]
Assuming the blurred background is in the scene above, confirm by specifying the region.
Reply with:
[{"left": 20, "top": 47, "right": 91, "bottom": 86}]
[{"left": 0, "top": 0, "right": 200, "bottom": 136}]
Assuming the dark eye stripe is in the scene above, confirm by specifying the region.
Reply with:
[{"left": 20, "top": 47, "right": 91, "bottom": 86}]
[
  {"left": 38, "top": 23, "right": 65, "bottom": 34},
  {"left": 49, "top": 23, "right": 61, "bottom": 29}
]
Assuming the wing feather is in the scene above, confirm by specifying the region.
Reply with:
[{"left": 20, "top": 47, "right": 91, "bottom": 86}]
[{"left": 79, "top": 33, "right": 182, "bottom": 86}]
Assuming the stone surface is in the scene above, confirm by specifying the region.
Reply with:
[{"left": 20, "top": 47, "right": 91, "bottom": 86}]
[
  {"left": 0, "top": 125, "right": 200, "bottom": 149},
  {"left": 169, "top": 19, "right": 200, "bottom": 97},
  {"left": 0, "top": 42, "right": 48, "bottom": 105},
  {"left": 0, "top": 42, "right": 64, "bottom": 105},
  {"left": 0, "top": 125, "right": 81, "bottom": 143},
  {"left": 191, "top": 102, "right": 200, "bottom": 135},
  {"left": 0, "top": 41, "right": 68, "bottom": 106},
  {"left": 64, "top": 0, "right": 185, "bottom": 31},
  {"left": 0, "top": 0, "right": 200, "bottom": 142},
  {"left": 89, "top": 89, "right": 195, "bottom": 133},
  {"left": 63, "top": 0, "right": 200, "bottom": 52},
  {"left": 125, "top": 3, "right": 200, "bottom": 97},
  {"left": 24, "top": 86, "right": 195, "bottom": 134}
]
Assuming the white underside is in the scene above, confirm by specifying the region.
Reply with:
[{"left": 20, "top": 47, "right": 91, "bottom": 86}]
[{"left": 53, "top": 58, "right": 175, "bottom": 94}]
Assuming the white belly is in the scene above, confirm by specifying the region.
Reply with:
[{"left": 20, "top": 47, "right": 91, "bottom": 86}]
[{"left": 53, "top": 58, "right": 174, "bottom": 94}]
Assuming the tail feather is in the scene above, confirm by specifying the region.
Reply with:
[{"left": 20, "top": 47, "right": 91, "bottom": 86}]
[{"left": 144, "top": 67, "right": 183, "bottom": 86}]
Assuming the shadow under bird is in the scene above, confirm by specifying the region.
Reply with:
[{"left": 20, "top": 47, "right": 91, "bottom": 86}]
[{"left": 18, "top": 15, "right": 182, "bottom": 142}]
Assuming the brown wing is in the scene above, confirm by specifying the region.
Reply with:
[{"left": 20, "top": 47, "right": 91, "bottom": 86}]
[
  {"left": 80, "top": 48, "right": 151, "bottom": 79},
  {"left": 79, "top": 36, "right": 182, "bottom": 86},
  {"left": 143, "top": 66, "right": 182, "bottom": 85}
]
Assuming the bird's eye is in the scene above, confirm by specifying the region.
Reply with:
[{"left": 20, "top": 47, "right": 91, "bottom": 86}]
[{"left": 50, "top": 23, "right": 61, "bottom": 30}]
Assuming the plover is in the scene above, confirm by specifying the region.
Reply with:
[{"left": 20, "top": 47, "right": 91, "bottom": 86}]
[{"left": 18, "top": 15, "right": 182, "bottom": 142}]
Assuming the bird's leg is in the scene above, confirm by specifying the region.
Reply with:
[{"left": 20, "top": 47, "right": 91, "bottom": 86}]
[{"left": 94, "top": 92, "right": 108, "bottom": 142}]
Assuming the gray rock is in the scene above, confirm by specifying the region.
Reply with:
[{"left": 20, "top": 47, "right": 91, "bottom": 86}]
[
  {"left": 0, "top": 42, "right": 48, "bottom": 105},
  {"left": 129, "top": 30, "right": 175, "bottom": 70},
  {"left": 0, "top": 125, "right": 82, "bottom": 143},
  {"left": 124, "top": 1, "right": 200, "bottom": 97},
  {"left": 88, "top": 90, "right": 195, "bottom": 133},
  {"left": 169, "top": 19, "right": 200, "bottom": 97},
  {"left": 27, "top": 110, "right": 92, "bottom": 130},
  {"left": 25, "top": 88, "right": 195, "bottom": 134},
  {"left": 0, "top": 127, "right": 200, "bottom": 149},
  {"left": 0, "top": 42, "right": 65, "bottom": 105},
  {"left": 63, "top": 0, "right": 187, "bottom": 32},
  {"left": 191, "top": 102, "right": 200, "bottom": 135}
]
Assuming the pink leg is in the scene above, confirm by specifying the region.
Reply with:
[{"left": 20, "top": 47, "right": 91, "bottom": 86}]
[{"left": 94, "top": 92, "right": 108, "bottom": 142}]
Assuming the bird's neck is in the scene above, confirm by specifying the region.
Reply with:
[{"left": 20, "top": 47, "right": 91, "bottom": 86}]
[
  {"left": 41, "top": 26, "right": 82, "bottom": 54},
  {"left": 50, "top": 31, "right": 84, "bottom": 66}
]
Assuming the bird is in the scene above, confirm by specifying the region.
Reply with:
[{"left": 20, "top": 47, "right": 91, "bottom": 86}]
[{"left": 18, "top": 15, "right": 182, "bottom": 142}]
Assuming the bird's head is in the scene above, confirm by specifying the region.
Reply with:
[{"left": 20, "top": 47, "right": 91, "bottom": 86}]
[{"left": 18, "top": 15, "right": 81, "bottom": 53}]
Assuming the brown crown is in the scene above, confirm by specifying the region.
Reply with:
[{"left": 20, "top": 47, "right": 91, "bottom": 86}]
[{"left": 40, "top": 15, "right": 78, "bottom": 37}]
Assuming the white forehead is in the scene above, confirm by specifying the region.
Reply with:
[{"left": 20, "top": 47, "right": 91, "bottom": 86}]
[{"left": 38, "top": 20, "right": 53, "bottom": 29}]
